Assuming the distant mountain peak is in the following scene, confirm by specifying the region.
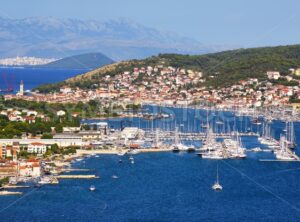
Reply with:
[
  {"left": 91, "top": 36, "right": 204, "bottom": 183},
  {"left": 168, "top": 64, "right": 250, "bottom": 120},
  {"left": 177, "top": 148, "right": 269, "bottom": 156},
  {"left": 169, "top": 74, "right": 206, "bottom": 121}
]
[{"left": 0, "top": 16, "right": 231, "bottom": 60}]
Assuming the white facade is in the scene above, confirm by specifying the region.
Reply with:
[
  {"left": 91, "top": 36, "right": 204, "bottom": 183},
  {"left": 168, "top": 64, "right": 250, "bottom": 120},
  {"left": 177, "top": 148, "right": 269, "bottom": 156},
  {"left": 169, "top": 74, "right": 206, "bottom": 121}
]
[{"left": 27, "top": 143, "right": 47, "bottom": 154}]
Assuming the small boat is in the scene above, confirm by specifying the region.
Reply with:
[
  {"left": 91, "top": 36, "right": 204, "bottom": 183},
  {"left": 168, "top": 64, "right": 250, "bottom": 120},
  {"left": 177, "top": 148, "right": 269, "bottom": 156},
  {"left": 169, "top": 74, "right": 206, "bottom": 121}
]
[
  {"left": 118, "top": 159, "right": 123, "bottom": 163},
  {"left": 89, "top": 185, "right": 96, "bottom": 191},
  {"left": 129, "top": 156, "right": 134, "bottom": 161},
  {"left": 117, "top": 150, "right": 127, "bottom": 156},
  {"left": 212, "top": 165, "right": 222, "bottom": 191},
  {"left": 38, "top": 176, "right": 59, "bottom": 185},
  {"left": 112, "top": 175, "right": 119, "bottom": 179},
  {"left": 172, "top": 146, "right": 180, "bottom": 153},
  {"left": 186, "top": 145, "right": 196, "bottom": 152},
  {"left": 250, "top": 147, "right": 263, "bottom": 152},
  {"left": 131, "top": 160, "right": 135, "bottom": 164}
]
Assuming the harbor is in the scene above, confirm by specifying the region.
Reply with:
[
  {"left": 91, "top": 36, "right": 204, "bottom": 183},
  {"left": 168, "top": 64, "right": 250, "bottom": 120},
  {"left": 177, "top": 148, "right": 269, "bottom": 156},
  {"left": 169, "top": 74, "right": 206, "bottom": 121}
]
[{"left": 0, "top": 105, "right": 300, "bottom": 220}]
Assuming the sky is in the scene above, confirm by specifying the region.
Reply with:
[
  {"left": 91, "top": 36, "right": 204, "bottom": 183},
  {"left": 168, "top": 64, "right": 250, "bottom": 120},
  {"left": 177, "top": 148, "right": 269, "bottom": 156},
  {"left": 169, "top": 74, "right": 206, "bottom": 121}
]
[{"left": 0, "top": 0, "right": 300, "bottom": 47}]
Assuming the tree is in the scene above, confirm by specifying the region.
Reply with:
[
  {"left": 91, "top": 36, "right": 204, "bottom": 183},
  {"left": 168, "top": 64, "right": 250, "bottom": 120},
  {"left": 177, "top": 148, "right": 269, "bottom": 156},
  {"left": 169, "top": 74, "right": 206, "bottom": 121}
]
[{"left": 41, "top": 133, "right": 53, "bottom": 139}]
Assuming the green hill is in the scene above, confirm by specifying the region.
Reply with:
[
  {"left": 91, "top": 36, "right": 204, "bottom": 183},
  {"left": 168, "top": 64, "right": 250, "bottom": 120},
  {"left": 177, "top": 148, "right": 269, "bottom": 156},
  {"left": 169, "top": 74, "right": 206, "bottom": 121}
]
[
  {"left": 35, "top": 44, "right": 300, "bottom": 92},
  {"left": 39, "top": 52, "right": 114, "bottom": 69}
]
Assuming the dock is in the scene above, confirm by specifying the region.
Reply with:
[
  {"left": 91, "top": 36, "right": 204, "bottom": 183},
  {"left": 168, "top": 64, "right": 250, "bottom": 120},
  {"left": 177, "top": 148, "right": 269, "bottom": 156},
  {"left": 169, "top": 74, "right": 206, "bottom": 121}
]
[
  {"left": 259, "top": 159, "right": 300, "bottom": 162},
  {"left": 63, "top": 169, "right": 92, "bottom": 172},
  {"left": 3, "top": 185, "right": 30, "bottom": 189},
  {"left": 0, "top": 191, "right": 23, "bottom": 195},
  {"left": 56, "top": 175, "right": 99, "bottom": 179},
  {"left": 145, "top": 131, "right": 258, "bottom": 141}
]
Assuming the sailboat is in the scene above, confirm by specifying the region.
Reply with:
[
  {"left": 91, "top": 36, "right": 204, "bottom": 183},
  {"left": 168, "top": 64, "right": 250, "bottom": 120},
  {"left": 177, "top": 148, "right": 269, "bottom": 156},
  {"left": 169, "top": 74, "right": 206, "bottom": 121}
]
[
  {"left": 212, "top": 165, "right": 223, "bottom": 191},
  {"left": 285, "top": 120, "right": 296, "bottom": 149},
  {"left": 171, "top": 127, "right": 189, "bottom": 152}
]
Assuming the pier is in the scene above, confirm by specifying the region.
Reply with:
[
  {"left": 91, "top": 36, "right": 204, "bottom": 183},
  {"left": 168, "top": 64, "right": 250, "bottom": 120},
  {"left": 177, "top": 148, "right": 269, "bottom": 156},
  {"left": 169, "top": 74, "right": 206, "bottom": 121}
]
[
  {"left": 0, "top": 191, "right": 23, "bottom": 195},
  {"left": 145, "top": 131, "right": 258, "bottom": 141},
  {"left": 56, "top": 175, "right": 99, "bottom": 179},
  {"left": 3, "top": 185, "right": 30, "bottom": 189}
]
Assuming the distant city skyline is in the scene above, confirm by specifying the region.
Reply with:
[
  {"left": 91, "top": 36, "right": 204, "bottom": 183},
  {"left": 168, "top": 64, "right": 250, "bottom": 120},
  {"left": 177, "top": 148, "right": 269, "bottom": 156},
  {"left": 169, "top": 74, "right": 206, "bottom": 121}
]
[{"left": 0, "top": 0, "right": 300, "bottom": 48}]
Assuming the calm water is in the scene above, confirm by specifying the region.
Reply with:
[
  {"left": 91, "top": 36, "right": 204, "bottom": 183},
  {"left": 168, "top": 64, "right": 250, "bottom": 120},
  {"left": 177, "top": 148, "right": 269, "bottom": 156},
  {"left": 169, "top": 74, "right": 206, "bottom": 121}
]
[
  {"left": 0, "top": 67, "right": 90, "bottom": 91},
  {"left": 1, "top": 106, "right": 300, "bottom": 221},
  {"left": 1, "top": 151, "right": 300, "bottom": 221}
]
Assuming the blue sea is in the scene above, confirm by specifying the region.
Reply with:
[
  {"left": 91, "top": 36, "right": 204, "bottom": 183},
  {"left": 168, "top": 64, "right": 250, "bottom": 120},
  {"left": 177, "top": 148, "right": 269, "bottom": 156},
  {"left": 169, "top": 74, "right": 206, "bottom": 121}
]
[
  {"left": 0, "top": 67, "right": 90, "bottom": 92},
  {"left": 0, "top": 69, "right": 300, "bottom": 221}
]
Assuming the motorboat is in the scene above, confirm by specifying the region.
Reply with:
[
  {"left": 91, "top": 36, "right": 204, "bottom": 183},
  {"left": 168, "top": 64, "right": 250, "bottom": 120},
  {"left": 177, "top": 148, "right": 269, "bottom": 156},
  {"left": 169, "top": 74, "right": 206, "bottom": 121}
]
[{"left": 89, "top": 185, "right": 96, "bottom": 191}]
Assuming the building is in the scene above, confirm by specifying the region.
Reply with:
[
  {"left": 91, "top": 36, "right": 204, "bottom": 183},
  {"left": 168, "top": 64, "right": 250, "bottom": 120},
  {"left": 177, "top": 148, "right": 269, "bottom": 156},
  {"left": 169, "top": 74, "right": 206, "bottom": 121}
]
[
  {"left": 56, "top": 110, "right": 66, "bottom": 116},
  {"left": 27, "top": 142, "right": 48, "bottom": 154},
  {"left": 267, "top": 71, "right": 281, "bottom": 80},
  {"left": 60, "top": 86, "right": 72, "bottom": 94},
  {"left": 19, "top": 159, "right": 41, "bottom": 177},
  {"left": 63, "top": 127, "right": 81, "bottom": 133},
  {"left": 0, "top": 139, "right": 85, "bottom": 148},
  {"left": 20, "top": 80, "right": 24, "bottom": 96},
  {"left": 295, "top": 68, "right": 300, "bottom": 76}
]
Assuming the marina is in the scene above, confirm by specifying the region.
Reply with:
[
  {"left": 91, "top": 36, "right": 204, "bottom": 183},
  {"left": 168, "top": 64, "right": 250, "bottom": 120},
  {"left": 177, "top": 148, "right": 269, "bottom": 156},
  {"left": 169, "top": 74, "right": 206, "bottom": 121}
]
[{"left": 1, "top": 105, "right": 300, "bottom": 221}]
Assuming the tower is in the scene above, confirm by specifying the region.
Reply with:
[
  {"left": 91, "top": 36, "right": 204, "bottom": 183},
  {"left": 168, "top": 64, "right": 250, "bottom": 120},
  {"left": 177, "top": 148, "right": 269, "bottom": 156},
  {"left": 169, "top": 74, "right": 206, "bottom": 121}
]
[{"left": 20, "top": 80, "right": 24, "bottom": 96}]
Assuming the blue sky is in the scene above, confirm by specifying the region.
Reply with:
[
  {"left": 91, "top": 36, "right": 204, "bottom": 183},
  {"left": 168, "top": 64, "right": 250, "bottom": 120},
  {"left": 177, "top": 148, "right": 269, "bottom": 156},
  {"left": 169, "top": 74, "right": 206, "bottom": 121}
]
[{"left": 1, "top": 0, "right": 300, "bottom": 47}]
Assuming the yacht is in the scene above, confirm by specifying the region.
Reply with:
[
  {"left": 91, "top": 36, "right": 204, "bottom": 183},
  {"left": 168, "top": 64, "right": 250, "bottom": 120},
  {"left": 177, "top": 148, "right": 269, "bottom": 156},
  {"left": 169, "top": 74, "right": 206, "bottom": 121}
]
[
  {"left": 128, "top": 149, "right": 140, "bottom": 155},
  {"left": 212, "top": 165, "right": 222, "bottom": 191},
  {"left": 38, "top": 176, "right": 59, "bottom": 185},
  {"left": 223, "top": 136, "right": 246, "bottom": 159},
  {"left": 186, "top": 145, "right": 196, "bottom": 152},
  {"left": 197, "top": 127, "right": 225, "bottom": 159},
  {"left": 171, "top": 127, "right": 189, "bottom": 152},
  {"left": 250, "top": 147, "right": 263, "bottom": 152},
  {"left": 274, "top": 135, "right": 298, "bottom": 161}
]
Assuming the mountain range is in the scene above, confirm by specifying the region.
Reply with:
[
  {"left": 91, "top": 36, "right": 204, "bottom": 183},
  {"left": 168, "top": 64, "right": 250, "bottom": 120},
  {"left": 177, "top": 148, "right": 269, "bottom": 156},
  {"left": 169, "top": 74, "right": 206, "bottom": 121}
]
[{"left": 0, "top": 16, "right": 231, "bottom": 61}]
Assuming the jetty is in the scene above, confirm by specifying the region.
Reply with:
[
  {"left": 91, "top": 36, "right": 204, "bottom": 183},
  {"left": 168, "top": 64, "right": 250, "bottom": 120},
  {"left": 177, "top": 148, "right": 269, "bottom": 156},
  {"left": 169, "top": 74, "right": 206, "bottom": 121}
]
[
  {"left": 145, "top": 131, "right": 258, "bottom": 141},
  {"left": 56, "top": 175, "right": 99, "bottom": 179},
  {"left": 63, "top": 169, "right": 92, "bottom": 172},
  {"left": 0, "top": 191, "right": 23, "bottom": 195},
  {"left": 3, "top": 185, "right": 30, "bottom": 189},
  {"left": 259, "top": 159, "right": 300, "bottom": 162}
]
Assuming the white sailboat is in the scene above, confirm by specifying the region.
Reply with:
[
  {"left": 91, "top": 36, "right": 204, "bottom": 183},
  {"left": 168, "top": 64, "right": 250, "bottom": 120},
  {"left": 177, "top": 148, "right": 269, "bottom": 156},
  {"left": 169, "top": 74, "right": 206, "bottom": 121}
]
[
  {"left": 212, "top": 165, "right": 223, "bottom": 191},
  {"left": 171, "top": 127, "right": 189, "bottom": 152},
  {"left": 274, "top": 135, "right": 297, "bottom": 160}
]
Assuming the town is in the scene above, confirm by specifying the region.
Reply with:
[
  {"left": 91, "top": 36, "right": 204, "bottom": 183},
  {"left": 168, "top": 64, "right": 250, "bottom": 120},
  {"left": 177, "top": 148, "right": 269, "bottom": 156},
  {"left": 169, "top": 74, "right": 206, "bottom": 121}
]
[{"left": 4, "top": 64, "right": 300, "bottom": 110}]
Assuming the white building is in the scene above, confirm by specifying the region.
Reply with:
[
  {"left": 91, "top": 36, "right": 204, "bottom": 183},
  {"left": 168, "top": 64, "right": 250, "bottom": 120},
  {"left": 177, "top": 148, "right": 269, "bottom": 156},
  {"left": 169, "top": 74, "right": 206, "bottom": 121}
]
[
  {"left": 19, "top": 160, "right": 41, "bottom": 177},
  {"left": 56, "top": 110, "right": 66, "bottom": 116},
  {"left": 60, "top": 87, "right": 72, "bottom": 94},
  {"left": 267, "top": 71, "right": 281, "bottom": 80},
  {"left": 27, "top": 142, "right": 48, "bottom": 154}
]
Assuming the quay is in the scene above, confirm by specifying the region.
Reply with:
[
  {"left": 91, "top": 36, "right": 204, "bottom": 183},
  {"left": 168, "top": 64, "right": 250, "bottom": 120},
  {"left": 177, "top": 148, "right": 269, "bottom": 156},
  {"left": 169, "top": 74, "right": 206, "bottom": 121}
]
[
  {"left": 145, "top": 131, "right": 258, "bottom": 140},
  {"left": 3, "top": 185, "right": 30, "bottom": 189},
  {"left": 259, "top": 159, "right": 300, "bottom": 162},
  {"left": 0, "top": 191, "right": 23, "bottom": 195},
  {"left": 64, "top": 169, "right": 92, "bottom": 172},
  {"left": 56, "top": 175, "right": 99, "bottom": 179}
]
